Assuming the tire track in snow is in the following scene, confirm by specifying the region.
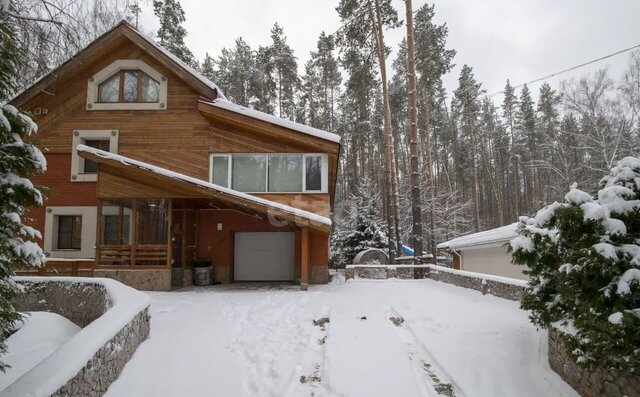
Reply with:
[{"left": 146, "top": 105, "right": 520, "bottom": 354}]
[
  {"left": 385, "top": 307, "right": 466, "bottom": 397},
  {"left": 284, "top": 306, "right": 335, "bottom": 397}
]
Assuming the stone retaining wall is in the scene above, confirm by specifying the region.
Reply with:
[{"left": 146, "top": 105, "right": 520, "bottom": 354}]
[
  {"left": 15, "top": 281, "right": 109, "bottom": 327},
  {"left": 52, "top": 307, "right": 150, "bottom": 396},
  {"left": 3, "top": 277, "right": 150, "bottom": 397},
  {"left": 345, "top": 265, "right": 430, "bottom": 281},
  {"left": 548, "top": 328, "right": 640, "bottom": 397},
  {"left": 345, "top": 264, "right": 526, "bottom": 301},
  {"left": 426, "top": 266, "right": 526, "bottom": 301}
]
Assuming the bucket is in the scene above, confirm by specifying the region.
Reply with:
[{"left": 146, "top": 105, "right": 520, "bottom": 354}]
[{"left": 193, "top": 261, "right": 213, "bottom": 286}]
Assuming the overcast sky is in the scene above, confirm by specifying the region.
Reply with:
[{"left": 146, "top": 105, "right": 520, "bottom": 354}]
[{"left": 137, "top": 0, "right": 640, "bottom": 102}]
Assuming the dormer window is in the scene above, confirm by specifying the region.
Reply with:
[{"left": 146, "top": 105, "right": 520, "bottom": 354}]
[
  {"left": 87, "top": 59, "right": 167, "bottom": 110},
  {"left": 98, "top": 70, "right": 160, "bottom": 103}
]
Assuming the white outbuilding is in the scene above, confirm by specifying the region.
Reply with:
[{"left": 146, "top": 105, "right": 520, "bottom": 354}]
[{"left": 437, "top": 223, "right": 528, "bottom": 280}]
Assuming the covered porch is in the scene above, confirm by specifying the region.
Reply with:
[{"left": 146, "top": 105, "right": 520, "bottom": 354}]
[{"left": 76, "top": 145, "right": 331, "bottom": 291}]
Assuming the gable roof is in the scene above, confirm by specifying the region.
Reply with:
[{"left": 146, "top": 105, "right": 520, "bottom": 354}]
[
  {"left": 437, "top": 223, "right": 518, "bottom": 251},
  {"left": 202, "top": 99, "right": 341, "bottom": 144},
  {"left": 77, "top": 144, "right": 331, "bottom": 232},
  {"left": 10, "top": 20, "right": 225, "bottom": 107}
]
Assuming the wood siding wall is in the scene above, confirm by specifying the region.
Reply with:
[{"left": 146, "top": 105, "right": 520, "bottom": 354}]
[{"left": 23, "top": 36, "right": 333, "bottom": 217}]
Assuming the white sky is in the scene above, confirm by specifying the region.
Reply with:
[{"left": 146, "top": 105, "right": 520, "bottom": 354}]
[{"left": 137, "top": 0, "right": 640, "bottom": 102}]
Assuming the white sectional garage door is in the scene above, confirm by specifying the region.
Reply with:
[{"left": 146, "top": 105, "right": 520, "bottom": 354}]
[{"left": 234, "top": 232, "right": 295, "bottom": 281}]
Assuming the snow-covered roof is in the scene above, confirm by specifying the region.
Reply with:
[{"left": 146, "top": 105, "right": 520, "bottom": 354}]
[
  {"left": 76, "top": 145, "right": 331, "bottom": 227},
  {"left": 131, "top": 22, "right": 226, "bottom": 100},
  {"left": 203, "top": 99, "right": 341, "bottom": 144},
  {"left": 437, "top": 223, "right": 518, "bottom": 251},
  {"left": 10, "top": 20, "right": 225, "bottom": 105}
]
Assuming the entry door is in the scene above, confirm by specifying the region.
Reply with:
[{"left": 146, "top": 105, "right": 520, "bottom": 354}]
[{"left": 234, "top": 232, "right": 295, "bottom": 281}]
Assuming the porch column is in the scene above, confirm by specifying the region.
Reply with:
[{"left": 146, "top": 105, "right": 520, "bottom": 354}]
[{"left": 301, "top": 227, "right": 310, "bottom": 291}]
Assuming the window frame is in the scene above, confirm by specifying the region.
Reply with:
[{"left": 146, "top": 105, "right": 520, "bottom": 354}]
[
  {"left": 208, "top": 153, "right": 328, "bottom": 194},
  {"left": 87, "top": 59, "right": 168, "bottom": 111},
  {"left": 44, "top": 206, "right": 97, "bottom": 259},
  {"left": 97, "top": 69, "right": 161, "bottom": 104},
  {"left": 55, "top": 215, "right": 82, "bottom": 250},
  {"left": 71, "top": 130, "right": 119, "bottom": 182}
]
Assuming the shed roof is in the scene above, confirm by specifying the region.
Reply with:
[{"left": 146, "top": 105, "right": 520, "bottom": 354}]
[
  {"left": 437, "top": 223, "right": 518, "bottom": 251},
  {"left": 77, "top": 145, "right": 331, "bottom": 232}
]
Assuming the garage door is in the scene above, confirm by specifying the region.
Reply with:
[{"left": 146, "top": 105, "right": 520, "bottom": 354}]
[{"left": 234, "top": 232, "right": 295, "bottom": 281}]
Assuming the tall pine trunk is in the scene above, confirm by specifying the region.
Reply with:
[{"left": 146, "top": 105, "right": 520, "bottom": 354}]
[
  {"left": 404, "top": 0, "right": 424, "bottom": 262},
  {"left": 373, "top": 0, "right": 402, "bottom": 257},
  {"left": 423, "top": 86, "right": 436, "bottom": 259}
]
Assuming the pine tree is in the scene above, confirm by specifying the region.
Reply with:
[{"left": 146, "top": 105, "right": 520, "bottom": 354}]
[
  {"left": 251, "top": 46, "right": 276, "bottom": 114},
  {"left": 502, "top": 80, "right": 521, "bottom": 218},
  {"left": 153, "top": 0, "right": 196, "bottom": 68},
  {"left": 413, "top": 2, "right": 456, "bottom": 257},
  {"left": 267, "top": 23, "right": 299, "bottom": 119},
  {"left": 200, "top": 52, "right": 215, "bottom": 80},
  {"left": 516, "top": 84, "right": 538, "bottom": 211},
  {"left": 213, "top": 38, "right": 255, "bottom": 106},
  {"left": 453, "top": 65, "right": 483, "bottom": 231},
  {"left": 511, "top": 157, "right": 640, "bottom": 372},
  {"left": 0, "top": 19, "right": 46, "bottom": 371},
  {"left": 331, "top": 179, "right": 389, "bottom": 267},
  {"left": 314, "top": 32, "right": 341, "bottom": 131}
]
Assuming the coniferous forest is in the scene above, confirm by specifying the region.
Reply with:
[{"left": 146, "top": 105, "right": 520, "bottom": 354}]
[{"left": 6, "top": 0, "right": 640, "bottom": 261}]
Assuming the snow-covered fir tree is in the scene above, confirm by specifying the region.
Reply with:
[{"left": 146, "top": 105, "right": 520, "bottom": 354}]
[
  {"left": 0, "top": 19, "right": 46, "bottom": 371},
  {"left": 510, "top": 157, "right": 640, "bottom": 372},
  {"left": 153, "top": 0, "right": 196, "bottom": 68},
  {"left": 266, "top": 23, "right": 299, "bottom": 119},
  {"left": 331, "top": 179, "right": 389, "bottom": 267}
]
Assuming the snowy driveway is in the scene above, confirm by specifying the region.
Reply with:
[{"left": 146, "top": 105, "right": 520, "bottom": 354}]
[{"left": 105, "top": 277, "right": 578, "bottom": 397}]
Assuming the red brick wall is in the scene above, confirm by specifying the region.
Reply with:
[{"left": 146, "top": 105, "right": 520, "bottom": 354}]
[
  {"left": 196, "top": 209, "right": 328, "bottom": 281},
  {"left": 27, "top": 153, "right": 97, "bottom": 247}
]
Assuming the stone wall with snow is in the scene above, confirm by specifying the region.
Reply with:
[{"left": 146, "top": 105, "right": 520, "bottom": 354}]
[
  {"left": 2, "top": 277, "right": 150, "bottom": 397},
  {"left": 549, "top": 328, "right": 640, "bottom": 397},
  {"left": 345, "top": 264, "right": 526, "bottom": 301}
]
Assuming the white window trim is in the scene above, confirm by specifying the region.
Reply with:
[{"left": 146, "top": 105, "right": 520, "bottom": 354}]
[
  {"left": 71, "top": 129, "right": 119, "bottom": 182},
  {"left": 44, "top": 206, "right": 97, "bottom": 259},
  {"left": 86, "top": 59, "right": 168, "bottom": 111},
  {"left": 208, "top": 153, "right": 328, "bottom": 194}
]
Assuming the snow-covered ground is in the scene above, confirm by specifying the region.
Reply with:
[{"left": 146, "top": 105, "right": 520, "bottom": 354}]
[
  {"left": 0, "top": 312, "right": 80, "bottom": 392},
  {"left": 106, "top": 277, "right": 578, "bottom": 397}
]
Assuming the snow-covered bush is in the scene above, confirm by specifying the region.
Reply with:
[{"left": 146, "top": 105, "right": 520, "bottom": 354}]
[
  {"left": 0, "top": 20, "right": 46, "bottom": 372},
  {"left": 510, "top": 157, "right": 640, "bottom": 372},
  {"left": 331, "top": 179, "right": 388, "bottom": 267}
]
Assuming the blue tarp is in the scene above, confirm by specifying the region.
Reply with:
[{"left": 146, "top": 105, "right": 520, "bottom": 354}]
[{"left": 402, "top": 245, "right": 414, "bottom": 256}]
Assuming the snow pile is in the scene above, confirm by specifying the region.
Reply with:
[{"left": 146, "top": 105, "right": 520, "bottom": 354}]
[
  {"left": 0, "top": 312, "right": 80, "bottom": 392},
  {"left": 437, "top": 223, "right": 518, "bottom": 250},
  {"left": 76, "top": 144, "right": 331, "bottom": 226},
  {"left": 1, "top": 277, "right": 149, "bottom": 397}
]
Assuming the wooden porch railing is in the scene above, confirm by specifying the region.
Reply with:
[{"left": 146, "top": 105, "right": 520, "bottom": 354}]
[
  {"left": 15, "top": 261, "right": 96, "bottom": 277},
  {"left": 98, "top": 244, "right": 168, "bottom": 266}
]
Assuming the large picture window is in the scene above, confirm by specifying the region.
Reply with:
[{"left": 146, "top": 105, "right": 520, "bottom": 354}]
[{"left": 210, "top": 153, "right": 327, "bottom": 193}]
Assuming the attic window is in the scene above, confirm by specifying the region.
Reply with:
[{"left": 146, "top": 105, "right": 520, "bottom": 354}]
[
  {"left": 98, "top": 70, "right": 160, "bottom": 103},
  {"left": 87, "top": 59, "right": 167, "bottom": 111}
]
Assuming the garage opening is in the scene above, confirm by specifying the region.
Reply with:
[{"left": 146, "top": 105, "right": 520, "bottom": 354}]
[{"left": 234, "top": 232, "right": 295, "bottom": 281}]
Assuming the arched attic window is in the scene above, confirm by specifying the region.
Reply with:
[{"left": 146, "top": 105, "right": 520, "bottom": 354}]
[{"left": 87, "top": 59, "right": 168, "bottom": 110}]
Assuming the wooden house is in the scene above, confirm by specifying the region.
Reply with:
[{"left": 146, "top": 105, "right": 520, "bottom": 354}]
[{"left": 11, "top": 21, "right": 340, "bottom": 291}]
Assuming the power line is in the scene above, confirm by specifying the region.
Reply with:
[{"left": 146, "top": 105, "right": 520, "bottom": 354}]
[{"left": 487, "top": 43, "right": 640, "bottom": 97}]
